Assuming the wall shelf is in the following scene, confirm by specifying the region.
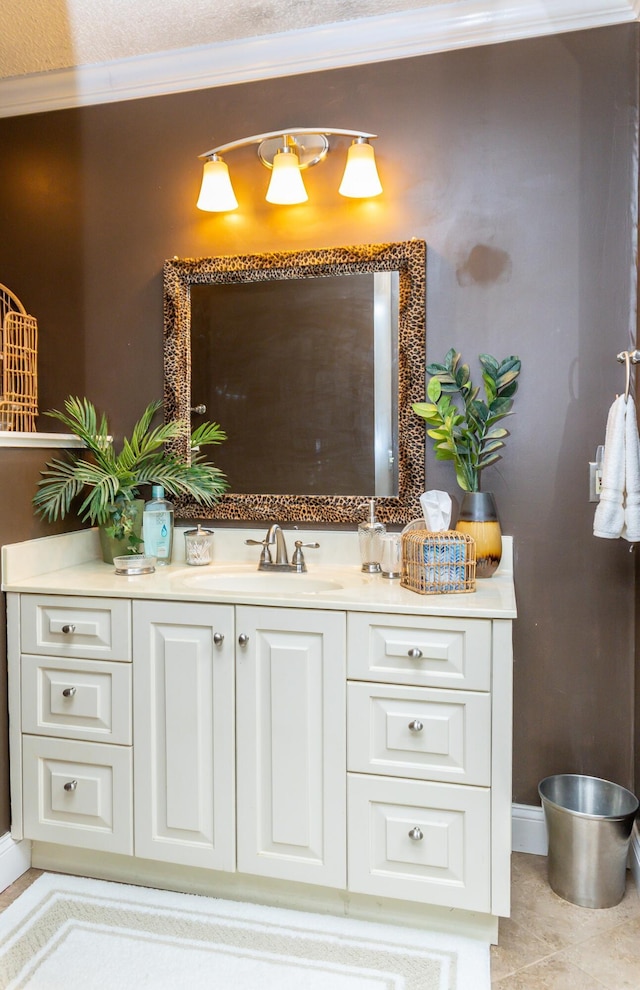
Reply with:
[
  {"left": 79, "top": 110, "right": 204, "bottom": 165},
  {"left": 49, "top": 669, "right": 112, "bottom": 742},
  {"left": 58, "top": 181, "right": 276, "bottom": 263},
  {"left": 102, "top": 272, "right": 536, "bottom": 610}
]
[{"left": 0, "top": 432, "right": 84, "bottom": 449}]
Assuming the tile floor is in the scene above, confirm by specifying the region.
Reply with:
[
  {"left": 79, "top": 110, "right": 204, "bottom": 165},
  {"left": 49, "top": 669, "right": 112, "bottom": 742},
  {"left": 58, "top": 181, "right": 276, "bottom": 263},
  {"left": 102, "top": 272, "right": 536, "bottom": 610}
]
[
  {"left": 1, "top": 856, "right": 639, "bottom": 988},
  {"left": 491, "top": 853, "right": 640, "bottom": 988}
]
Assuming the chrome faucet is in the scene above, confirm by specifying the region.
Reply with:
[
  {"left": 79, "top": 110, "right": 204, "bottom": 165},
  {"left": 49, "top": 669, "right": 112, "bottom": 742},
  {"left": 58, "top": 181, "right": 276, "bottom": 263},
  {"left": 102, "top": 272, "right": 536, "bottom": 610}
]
[
  {"left": 267, "top": 523, "right": 289, "bottom": 565},
  {"left": 245, "top": 524, "right": 319, "bottom": 573}
]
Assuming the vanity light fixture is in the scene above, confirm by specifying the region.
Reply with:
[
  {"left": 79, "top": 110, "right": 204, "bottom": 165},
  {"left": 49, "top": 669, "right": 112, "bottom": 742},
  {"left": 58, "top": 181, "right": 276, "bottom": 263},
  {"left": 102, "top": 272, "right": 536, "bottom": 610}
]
[{"left": 196, "top": 127, "right": 383, "bottom": 212}]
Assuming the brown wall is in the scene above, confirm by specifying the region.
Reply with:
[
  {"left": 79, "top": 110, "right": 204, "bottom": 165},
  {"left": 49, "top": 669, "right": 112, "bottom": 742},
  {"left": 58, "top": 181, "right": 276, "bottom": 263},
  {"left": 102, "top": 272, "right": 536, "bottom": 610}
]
[{"left": 0, "top": 24, "right": 637, "bottom": 834}]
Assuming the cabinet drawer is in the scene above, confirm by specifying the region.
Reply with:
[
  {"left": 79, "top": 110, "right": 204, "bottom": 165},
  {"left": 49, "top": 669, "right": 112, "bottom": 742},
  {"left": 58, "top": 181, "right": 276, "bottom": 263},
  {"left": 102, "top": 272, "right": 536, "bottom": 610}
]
[
  {"left": 347, "top": 773, "right": 490, "bottom": 911},
  {"left": 21, "top": 595, "right": 131, "bottom": 661},
  {"left": 347, "top": 682, "right": 491, "bottom": 785},
  {"left": 21, "top": 656, "right": 132, "bottom": 744},
  {"left": 347, "top": 613, "right": 491, "bottom": 690},
  {"left": 22, "top": 735, "right": 133, "bottom": 854}
]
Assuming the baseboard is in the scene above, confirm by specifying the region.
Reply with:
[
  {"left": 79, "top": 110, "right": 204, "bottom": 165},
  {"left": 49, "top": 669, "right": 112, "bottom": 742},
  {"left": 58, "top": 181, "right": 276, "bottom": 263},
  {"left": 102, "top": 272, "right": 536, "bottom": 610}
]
[
  {"left": 511, "top": 803, "right": 548, "bottom": 855},
  {"left": 0, "top": 833, "right": 31, "bottom": 891}
]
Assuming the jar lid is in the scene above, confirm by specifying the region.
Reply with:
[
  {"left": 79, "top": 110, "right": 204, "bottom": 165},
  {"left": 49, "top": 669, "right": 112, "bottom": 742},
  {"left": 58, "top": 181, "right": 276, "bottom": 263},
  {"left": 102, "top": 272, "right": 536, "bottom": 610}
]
[{"left": 184, "top": 526, "right": 214, "bottom": 536}]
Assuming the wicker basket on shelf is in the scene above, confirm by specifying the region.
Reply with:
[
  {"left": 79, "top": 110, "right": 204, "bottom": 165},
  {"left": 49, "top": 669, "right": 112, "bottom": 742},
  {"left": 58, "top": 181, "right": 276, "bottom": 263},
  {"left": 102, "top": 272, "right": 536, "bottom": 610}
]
[
  {"left": 401, "top": 528, "right": 476, "bottom": 595},
  {"left": 0, "top": 283, "right": 38, "bottom": 432}
]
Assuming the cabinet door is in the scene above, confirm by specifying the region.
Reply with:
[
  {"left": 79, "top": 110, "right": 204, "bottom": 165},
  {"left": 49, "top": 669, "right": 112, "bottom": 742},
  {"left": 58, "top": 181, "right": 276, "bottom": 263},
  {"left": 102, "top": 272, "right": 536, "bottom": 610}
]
[
  {"left": 236, "top": 606, "right": 346, "bottom": 888},
  {"left": 133, "top": 601, "right": 235, "bottom": 871}
]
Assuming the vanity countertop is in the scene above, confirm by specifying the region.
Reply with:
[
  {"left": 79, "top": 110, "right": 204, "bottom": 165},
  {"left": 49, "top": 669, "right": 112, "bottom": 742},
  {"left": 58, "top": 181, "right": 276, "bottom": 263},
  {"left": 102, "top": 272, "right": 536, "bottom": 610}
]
[{"left": 2, "top": 527, "right": 516, "bottom": 619}]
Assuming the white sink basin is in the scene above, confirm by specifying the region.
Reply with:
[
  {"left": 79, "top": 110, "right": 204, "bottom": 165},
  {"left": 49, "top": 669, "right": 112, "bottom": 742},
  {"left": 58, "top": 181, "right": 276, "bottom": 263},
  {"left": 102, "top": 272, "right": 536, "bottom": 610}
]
[{"left": 183, "top": 572, "right": 343, "bottom": 595}]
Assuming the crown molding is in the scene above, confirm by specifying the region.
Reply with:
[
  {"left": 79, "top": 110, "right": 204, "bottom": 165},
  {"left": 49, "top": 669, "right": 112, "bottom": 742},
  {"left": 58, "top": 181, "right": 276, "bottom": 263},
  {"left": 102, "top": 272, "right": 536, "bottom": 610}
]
[{"left": 0, "top": 0, "right": 637, "bottom": 118}]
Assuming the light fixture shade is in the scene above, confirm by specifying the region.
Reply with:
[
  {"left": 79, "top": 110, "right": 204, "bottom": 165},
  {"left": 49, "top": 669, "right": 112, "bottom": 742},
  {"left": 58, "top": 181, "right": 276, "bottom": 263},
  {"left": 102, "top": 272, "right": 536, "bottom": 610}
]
[
  {"left": 265, "top": 149, "right": 308, "bottom": 205},
  {"left": 197, "top": 157, "right": 238, "bottom": 212},
  {"left": 338, "top": 140, "right": 383, "bottom": 199}
]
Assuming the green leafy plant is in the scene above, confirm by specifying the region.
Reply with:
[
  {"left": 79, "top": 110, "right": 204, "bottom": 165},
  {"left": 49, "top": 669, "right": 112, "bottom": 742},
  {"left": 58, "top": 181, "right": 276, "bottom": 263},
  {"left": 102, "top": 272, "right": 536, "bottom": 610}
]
[
  {"left": 33, "top": 397, "right": 228, "bottom": 546},
  {"left": 412, "top": 349, "right": 521, "bottom": 492}
]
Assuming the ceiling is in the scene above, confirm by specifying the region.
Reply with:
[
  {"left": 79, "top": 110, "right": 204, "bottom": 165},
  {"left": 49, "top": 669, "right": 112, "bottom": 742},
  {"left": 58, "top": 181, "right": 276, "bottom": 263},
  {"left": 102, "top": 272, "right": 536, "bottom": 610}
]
[
  {"left": 0, "top": 0, "right": 637, "bottom": 118},
  {"left": 0, "top": 0, "right": 455, "bottom": 82}
]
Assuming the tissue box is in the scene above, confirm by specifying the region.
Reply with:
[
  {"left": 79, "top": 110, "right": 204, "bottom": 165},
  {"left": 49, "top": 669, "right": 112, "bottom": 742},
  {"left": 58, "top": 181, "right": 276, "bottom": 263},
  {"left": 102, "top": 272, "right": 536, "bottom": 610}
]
[{"left": 401, "top": 529, "right": 476, "bottom": 595}]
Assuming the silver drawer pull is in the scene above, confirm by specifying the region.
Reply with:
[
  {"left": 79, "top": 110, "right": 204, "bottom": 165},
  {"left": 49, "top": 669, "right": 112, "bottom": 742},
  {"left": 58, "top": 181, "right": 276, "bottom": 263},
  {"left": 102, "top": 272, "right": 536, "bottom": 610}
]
[
  {"left": 61, "top": 624, "right": 76, "bottom": 635},
  {"left": 62, "top": 687, "right": 77, "bottom": 698},
  {"left": 407, "top": 647, "right": 422, "bottom": 659},
  {"left": 238, "top": 634, "right": 249, "bottom": 647},
  {"left": 408, "top": 719, "right": 424, "bottom": 732},
  {"left": 64, "top": 780, "right": 78, "bottom": 792},
  {"left": 408, "top": 826, "right": 423, "bottom": 841},
  {"left": 213, "top": 632, "right": 224, "bottom": 646}
]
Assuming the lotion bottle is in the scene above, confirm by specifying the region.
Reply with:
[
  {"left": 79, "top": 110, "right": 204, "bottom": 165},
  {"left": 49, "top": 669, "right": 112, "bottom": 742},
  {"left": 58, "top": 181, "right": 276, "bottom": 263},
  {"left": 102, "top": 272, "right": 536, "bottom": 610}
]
[{"left": 143, "top": 485, "right": 174, "bottom": 565}]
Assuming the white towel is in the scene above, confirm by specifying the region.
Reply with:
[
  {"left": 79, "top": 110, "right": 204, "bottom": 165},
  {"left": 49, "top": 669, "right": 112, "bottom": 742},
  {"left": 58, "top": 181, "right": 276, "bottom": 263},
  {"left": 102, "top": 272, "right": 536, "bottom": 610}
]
[
  {"left": 594, "top": 394, "right": 640, "bottom": 541},
  {"left": 593, "top": 395, "right": 626, "bottom": 539},
  {"left": 622, "top": 395, "right": 640, "bottom": 541}
]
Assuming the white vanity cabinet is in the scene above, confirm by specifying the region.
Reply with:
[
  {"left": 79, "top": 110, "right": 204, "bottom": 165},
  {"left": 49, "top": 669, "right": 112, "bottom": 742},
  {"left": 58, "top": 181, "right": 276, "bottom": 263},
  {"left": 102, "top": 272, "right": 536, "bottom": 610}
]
[
  {"left": 346, "top": 612, "right": 494, "bottom": 911},
  {"left": 131, "top": 602, "right": 345, "bottom": 884},
  {"left": 4, "top": 530, "right": 514, "bottom": 941},
  {"left": 16, "top": 595, "right": 133, "bottom": 855}
]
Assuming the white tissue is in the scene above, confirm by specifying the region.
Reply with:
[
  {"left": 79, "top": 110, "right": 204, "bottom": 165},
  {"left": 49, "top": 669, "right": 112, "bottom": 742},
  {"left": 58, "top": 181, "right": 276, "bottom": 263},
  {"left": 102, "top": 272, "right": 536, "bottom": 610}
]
[{"left": 420, "top": 490, "right": 452, "bottom": 532}]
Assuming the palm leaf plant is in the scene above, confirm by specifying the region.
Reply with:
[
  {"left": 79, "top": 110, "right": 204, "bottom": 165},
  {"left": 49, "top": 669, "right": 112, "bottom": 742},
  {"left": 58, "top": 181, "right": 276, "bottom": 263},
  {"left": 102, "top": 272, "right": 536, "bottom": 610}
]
[
  {"left": 33, "top": 397, "right": 228, "bottom": 552},
  {"left": 412, "top": 349, "right": 521, "bottom": 492}
]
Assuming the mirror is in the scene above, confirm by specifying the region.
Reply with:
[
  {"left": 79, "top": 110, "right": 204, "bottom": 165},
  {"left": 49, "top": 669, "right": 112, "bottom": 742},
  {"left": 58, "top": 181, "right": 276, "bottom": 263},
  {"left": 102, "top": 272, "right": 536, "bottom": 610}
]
[
  {"left": 163, "top": 240, "right": 426, "bottom": 524},
  {"left": 190, "top": 272, "right": 398, "bottom": 497}
]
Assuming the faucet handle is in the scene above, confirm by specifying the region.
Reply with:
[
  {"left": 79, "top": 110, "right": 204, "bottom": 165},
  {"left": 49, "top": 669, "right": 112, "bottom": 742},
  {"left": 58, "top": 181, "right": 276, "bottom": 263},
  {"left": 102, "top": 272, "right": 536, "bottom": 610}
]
[
  {"left": 292, "top": 540, "right": 320, "bottom": 572},
  {"left": 245, "top": 537, "right": 273, "bottom": 565}
]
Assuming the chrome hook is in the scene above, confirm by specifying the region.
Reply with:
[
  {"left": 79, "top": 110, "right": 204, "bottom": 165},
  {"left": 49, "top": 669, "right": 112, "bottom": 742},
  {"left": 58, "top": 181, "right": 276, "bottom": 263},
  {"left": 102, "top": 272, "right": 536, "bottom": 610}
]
[
  {"left": 615, "top": 349, "right": 640, "bottom": 401},
  {"left": 624, "top": 350, "right": 631, "bottom": 400}
]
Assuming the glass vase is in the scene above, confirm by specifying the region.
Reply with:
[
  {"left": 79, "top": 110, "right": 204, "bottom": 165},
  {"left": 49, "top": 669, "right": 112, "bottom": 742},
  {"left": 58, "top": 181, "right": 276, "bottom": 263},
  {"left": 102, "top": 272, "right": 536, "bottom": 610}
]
[
  {"left": 98, "top": 498, "right": 145, "bottom": 564},
  {"left": 455, "top": 492, "right": 502, "bottom": 579}
]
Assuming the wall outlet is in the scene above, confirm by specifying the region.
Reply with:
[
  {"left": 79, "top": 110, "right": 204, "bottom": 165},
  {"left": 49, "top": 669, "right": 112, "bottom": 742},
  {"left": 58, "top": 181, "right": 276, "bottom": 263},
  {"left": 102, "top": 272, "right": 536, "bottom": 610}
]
[{"left": 589, "top": 461, "right": 602, "bottom": 502}]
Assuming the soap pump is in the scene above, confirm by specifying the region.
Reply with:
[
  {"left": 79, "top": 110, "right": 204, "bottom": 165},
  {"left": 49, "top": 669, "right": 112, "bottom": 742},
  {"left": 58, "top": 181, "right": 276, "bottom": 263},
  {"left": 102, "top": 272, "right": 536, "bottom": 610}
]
[{"left": 358, "top": 498, "right": 386, "bottom": 573}]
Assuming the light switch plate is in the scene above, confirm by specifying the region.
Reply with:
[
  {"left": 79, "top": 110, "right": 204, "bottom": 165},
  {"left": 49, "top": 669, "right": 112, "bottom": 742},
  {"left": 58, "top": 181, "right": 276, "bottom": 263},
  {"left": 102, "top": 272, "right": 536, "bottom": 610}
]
[{"left": 589, "top": 461, "right": 602, "bottom": 502}]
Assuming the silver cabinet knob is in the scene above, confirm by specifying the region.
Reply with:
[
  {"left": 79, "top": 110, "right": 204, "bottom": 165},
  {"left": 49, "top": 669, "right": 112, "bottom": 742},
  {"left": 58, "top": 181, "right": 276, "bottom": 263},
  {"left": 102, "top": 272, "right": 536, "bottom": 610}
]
[
  {"left": 213, "top": 632, "right": 224, "bottom": 646},
  {"left": 408, "top": 826, "right": 423, "bottom": 841},
  {"left": 408, "top": 719, "right": 423, "bottom": 732},
  {"left": 61, "top": 624, "right": 76, "bottom": 634},
  {"left": 407, "top": 647, "right": 423, "bottom": 659},
  {"left": 238, "top": 633, "right": 250, "bottom": 647},
  {"left": 64, "top": 780, "right": 78, "bottom": 792},
  {"left": 62, "top": 687, "right": 77, "bottom": 698}
]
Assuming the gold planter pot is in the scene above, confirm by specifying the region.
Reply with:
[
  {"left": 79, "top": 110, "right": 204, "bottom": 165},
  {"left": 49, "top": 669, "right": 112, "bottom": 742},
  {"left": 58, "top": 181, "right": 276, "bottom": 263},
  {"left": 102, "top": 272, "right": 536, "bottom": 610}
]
[{"left": 455, "top": 492, "right": 502, "bottom": 579}]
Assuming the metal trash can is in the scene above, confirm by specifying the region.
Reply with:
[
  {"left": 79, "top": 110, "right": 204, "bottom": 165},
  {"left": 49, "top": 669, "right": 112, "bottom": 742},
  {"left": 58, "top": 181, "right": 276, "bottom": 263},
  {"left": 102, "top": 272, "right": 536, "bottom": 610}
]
[{"left": 539, "top": 774, "right": 638, "bottom": 908}]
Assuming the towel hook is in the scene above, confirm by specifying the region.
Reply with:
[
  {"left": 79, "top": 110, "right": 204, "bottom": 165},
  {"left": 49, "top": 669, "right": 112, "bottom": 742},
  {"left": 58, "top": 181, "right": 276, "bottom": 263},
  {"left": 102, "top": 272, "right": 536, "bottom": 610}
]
[
  {"left": 624, "top": 350, "right": 631, "bottom": 400},
  {"left": 616, "top": 349, "right": 640, "bottom": 401}
]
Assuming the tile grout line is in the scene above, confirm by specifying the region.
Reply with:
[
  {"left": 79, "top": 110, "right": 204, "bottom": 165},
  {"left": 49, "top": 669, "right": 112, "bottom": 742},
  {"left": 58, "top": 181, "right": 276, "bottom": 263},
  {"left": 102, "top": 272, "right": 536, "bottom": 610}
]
[
  {"left": 493, "top": 942, "right": 613, "bottom": 988},
  {"left": 491, "top": 909, "right": 640, "bottom": 986}
]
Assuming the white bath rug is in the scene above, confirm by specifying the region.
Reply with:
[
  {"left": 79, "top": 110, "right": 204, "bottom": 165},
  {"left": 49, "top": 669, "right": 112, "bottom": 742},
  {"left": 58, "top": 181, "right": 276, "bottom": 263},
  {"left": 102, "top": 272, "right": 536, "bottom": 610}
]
[{"left": 0, "top": 873, "right": 490, "bottom": 989}]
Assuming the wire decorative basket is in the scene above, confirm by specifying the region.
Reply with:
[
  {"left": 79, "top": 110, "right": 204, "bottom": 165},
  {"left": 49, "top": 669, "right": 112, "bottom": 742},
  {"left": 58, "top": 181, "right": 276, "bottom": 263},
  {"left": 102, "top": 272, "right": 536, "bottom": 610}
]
[
  {"left": 0, "top": 283, "right": 38, "bottom": 431},
  {"left": 401, "top": 529, "right": 476, "bottom": 595}
]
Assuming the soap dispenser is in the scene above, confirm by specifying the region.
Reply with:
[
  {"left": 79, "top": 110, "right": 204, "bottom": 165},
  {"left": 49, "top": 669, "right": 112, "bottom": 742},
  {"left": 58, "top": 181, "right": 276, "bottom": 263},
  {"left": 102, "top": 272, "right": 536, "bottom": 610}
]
[{"left": 358, "top": 498, "right": 386, "bottom": 573}]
